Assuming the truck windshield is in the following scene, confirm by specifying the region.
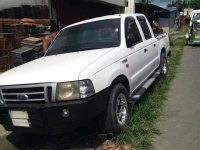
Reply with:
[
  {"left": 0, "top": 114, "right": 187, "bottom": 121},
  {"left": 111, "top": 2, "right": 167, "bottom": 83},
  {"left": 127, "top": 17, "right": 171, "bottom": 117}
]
[{"left": 46, "top": 18, "right": 121, "bottom": 56}]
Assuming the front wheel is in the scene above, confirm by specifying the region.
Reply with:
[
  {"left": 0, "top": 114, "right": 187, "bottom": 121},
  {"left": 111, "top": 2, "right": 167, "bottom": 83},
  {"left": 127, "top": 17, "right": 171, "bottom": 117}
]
[
  {"left": 159, "top": 53, "right": 168, "bottom": 75},
  {"left": 98, "top": 83, "right": 129, "bottom": 133}
]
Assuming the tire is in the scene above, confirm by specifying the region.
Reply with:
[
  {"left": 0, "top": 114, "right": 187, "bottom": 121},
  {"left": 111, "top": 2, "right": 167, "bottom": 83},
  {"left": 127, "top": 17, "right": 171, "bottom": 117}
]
[
  {"left": 159, "top": 53, "right": 168, "bottom": 75},
  {"left": 98, "top": 83, "right": 129, "bottom": 133}
]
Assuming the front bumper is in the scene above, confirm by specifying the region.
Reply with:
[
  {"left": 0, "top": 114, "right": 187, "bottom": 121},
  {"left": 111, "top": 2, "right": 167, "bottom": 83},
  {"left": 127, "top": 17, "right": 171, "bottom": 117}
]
[{"left": 0, "top": 88, "right": 109, "bottom": 134}]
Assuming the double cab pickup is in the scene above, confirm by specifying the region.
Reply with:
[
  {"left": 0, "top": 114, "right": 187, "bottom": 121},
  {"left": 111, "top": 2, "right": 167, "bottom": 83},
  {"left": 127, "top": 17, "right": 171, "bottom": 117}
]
[{"left": 0, "top": 14, "right": 170, "bottom": 134}]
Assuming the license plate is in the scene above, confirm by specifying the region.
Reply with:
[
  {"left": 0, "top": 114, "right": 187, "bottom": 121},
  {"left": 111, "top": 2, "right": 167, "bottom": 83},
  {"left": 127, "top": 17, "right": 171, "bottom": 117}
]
[
  {"left": 9, "top": 111, "right": 30, "bottom": 127},
  {"left": 9, "top": 110, "right": 28, "bottom": 119},
  {"left": 11, "top": 119, "right": 30, "bottom": 127}
]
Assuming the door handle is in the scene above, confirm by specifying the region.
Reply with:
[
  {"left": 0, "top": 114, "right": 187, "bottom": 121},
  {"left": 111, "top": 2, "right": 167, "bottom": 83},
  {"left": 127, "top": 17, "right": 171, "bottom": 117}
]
[
  {"left": 144, "top": 49, "right": 148, "bottom": 53},
  {"left": 122, "top": 59, "right": 128, "bottom": 63}
]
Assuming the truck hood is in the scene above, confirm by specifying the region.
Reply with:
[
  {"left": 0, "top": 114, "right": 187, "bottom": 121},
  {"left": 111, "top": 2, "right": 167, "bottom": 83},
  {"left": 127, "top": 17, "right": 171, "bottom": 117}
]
[{"left": 0, "top": 48, "right": 113, "bottom": 86}]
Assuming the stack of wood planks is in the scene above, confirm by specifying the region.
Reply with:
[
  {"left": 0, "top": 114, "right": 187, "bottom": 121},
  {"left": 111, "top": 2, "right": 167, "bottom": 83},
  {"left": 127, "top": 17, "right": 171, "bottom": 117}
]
[{"left": 11, "top": 37, "right": 43, "bottom": 67}]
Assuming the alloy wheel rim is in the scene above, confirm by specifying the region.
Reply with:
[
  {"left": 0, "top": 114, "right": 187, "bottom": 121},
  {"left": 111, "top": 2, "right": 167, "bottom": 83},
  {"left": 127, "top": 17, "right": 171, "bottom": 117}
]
[
  {"left": 116, "top": 93, "right": 128, "bottom": 125},
  {"left": 163, "top": 58, "right": 167, "bottom": 74}
]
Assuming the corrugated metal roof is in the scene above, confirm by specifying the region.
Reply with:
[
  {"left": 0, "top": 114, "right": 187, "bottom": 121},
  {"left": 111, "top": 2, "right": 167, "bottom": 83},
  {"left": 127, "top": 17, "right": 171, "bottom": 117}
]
[
  {"left": 84, "top": 0, "right": 127, "bottom": 7},
  {"left": 165, "top": 7, "right": 176, "bottom": 12},
  {"left": 136, "top": 3, "right": 176, "bottom": 13}
]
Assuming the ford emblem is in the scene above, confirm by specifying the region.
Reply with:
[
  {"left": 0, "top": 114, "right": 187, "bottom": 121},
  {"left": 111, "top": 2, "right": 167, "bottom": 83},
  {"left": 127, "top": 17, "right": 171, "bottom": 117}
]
[{"left": 17, "top": 95, "right": 28, "bottom": 101}]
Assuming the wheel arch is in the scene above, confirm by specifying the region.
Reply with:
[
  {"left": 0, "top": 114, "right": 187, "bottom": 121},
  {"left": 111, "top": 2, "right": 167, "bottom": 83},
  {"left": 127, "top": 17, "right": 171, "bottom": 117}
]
[
  {"left": 161, "top": 47, "right": 166, "bottom": 55},
  {"left": 110, "top": 75, "right": 130, "bottom": 94}
]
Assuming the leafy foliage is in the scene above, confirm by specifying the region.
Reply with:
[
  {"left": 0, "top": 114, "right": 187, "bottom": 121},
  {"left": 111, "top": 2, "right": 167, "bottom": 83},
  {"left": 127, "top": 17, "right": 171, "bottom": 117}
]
[
  {"left": 167, "top": 0, "right": 186, "bottom": 12},
  {"left": 140, "top": 0, "right": 152, "bottom": 4},
  {"left": 188, "top": 0, "right": 200, "bottom": 9}
]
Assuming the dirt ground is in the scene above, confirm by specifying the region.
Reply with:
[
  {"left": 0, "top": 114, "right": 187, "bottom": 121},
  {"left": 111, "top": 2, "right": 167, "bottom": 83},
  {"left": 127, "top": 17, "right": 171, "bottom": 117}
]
[
  {"left": 0, "top": 124, "right": 132, "bottom": 150},
  {"left": 0, "top": 124, "right": 8, "bottom": 136},
  {"left": 0, "top": 125, "right": 103, "bottom": 150}
]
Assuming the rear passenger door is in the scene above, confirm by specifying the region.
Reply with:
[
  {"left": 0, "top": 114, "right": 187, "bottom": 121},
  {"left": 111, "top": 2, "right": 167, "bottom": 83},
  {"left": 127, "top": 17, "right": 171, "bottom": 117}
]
[
  {"left": 125, "top": 17, "right": 149, "bottom": 92},
  {"left": 137, "top": 16, "right": 158, "bottom": 75}
]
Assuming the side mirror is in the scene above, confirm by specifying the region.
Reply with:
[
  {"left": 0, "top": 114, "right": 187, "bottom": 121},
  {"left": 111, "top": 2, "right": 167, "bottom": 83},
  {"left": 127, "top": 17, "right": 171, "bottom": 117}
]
[{"left": 126, "top": 34, "right": 135, "bottom": 48}]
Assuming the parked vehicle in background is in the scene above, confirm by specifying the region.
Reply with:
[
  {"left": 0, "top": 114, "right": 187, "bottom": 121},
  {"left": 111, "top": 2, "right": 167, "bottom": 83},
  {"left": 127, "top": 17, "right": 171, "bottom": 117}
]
[
  {"left": 0, "top": 14, "right": 170, "bottom": 134},
  {"left": 186, "top": 19, "right": 200, "bottom": 45},
  {"left": 186, "top": 10, "right": 200, "bottom": 45},
  {"left": 190, "top": 10, "right": 200, "bottom": 26}
]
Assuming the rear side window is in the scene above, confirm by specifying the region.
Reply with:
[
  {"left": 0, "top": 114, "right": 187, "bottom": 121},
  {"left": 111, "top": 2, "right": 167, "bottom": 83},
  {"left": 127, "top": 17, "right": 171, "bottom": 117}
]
[
  {"left": 128, "top": 20, "right": 142, "bottom": 44},
  {"left": 125, "top": 17, "right": 142, "bottom": 46},
  {"left": 138, "top": 17, "right": 152, "bottom": 40}
]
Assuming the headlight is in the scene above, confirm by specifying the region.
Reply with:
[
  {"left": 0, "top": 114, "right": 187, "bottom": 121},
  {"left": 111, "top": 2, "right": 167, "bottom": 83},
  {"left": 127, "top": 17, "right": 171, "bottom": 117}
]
[
  {"left": 79, "top": 80, "right": 95, "bottom": 98},
  {"left": 56, "top": 80, "right": 95, "bottom": 101},
  {"left": 57, "top": 81, "right": 80, "bottom": 101}
]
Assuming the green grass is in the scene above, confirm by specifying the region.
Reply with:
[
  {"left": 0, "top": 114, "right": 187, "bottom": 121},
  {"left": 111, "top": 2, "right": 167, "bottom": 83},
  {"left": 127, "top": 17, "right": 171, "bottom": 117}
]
[
  {"left": 170, "top": 26, "right": 189, "bottom": 35},
  {"left": 114, "top": 33, "right": 186, "bottom": 150},
  {"left": 0, "top": 133, "right": 16, "bottom": 150}
]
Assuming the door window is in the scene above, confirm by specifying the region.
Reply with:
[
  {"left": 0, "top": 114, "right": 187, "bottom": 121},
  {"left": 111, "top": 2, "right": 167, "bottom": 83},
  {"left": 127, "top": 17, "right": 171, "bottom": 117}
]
[
  {"left": 138, "top": 18, "right": 152, "bottom": 40},
  {"left": 125, "top": 17, "right": 142, "bottom": 47}
]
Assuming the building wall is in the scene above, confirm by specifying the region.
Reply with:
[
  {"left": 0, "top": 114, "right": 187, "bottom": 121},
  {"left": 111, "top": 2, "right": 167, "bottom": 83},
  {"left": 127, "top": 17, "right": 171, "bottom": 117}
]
[
  {"left": 51, "top": 0, "right": 127, "bottom": 26},
  {"left": 183, "top": 8, "right": 193, "bottom": 17},
  {"left": 125, "top": 0, "right": 135, "bottom": 13},
  {"left": 159, "top": 18, "right": 170, "bottom": 33},
  {"left": 98, "top": 0, "right": 127, "bottom": 7},
  {"left": 158, "top": 12, "right": 176, "bottom": 33},
  {"left": 0, "top": 0, "right": 48, "bottom": 9},
  {"left": 169, "top": 11, "right": 176, "bottom": 31}
]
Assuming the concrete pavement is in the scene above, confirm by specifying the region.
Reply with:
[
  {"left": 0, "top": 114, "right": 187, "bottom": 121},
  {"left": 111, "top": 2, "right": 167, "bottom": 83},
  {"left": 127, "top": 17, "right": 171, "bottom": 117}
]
[
  {"left": 153, "top": 45, "right": 200, "bottom": 150},
  {"left": 0, "top": 124, "right": 7, "bottom": 136}
]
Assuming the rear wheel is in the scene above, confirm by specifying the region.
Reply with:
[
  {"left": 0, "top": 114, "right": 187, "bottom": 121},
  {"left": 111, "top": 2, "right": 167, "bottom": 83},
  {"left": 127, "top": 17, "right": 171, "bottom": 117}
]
[
  {"left": 98, "top": 83, "right": 129, "bottom": 133},
  {"left": 159, "top": 53, "right": 168, "bottom": 75}
]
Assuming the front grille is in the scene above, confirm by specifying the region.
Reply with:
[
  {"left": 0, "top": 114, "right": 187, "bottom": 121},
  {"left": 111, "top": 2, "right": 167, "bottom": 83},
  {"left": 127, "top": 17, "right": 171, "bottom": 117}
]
[{"left": 0, "top": 83, "right": 56, "bottom": 103}]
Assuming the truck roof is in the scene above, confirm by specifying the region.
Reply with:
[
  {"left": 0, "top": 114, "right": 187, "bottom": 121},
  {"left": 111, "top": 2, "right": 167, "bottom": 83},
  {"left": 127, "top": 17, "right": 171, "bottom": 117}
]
[{"left": 63, "top": 13, "right": 145, "bottom": 29}]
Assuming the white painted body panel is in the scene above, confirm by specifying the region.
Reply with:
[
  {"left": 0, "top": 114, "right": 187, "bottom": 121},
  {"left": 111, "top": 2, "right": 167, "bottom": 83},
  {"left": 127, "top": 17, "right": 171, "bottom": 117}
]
[
  {"left": 0, "top": 48, "right": 113, "bottom": 86},
  {"left": 0, "top": 14, "right": 170, "bottom": 96}
]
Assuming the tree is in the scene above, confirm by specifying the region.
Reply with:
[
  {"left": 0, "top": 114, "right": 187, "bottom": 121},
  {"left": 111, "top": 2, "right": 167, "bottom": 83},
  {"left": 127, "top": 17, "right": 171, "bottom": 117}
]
[
  {"left": 167, "top": 0, "right": 183, "bottom": 12},
  {"left": 182, "top": 0, "right": 188, "bottom": 8},
  {"left": 140, "top": 0, "right": 152, "bottom": 4},
  {"left": 167, "top": 1, "right": 176, "bottom": 7},
  {"left": 188, "top": 0, "right": 200, "bottom": 9}
]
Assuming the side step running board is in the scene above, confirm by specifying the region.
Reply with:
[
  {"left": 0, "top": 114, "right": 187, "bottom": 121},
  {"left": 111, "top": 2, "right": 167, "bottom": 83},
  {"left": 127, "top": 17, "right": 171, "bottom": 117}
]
[{"left": 130, "top": 70, "right": 160, "bottom": 104}]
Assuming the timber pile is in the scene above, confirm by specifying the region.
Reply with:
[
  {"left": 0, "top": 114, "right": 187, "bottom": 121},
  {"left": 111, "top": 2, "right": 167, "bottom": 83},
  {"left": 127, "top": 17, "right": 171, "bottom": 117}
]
[
  {"left": 0, "top": 4, "right": 50, "bottom": 71},
  {"left": 11, "top": 37, "right": 44, "bottom": 67},
  {"left": 0, "top": 19, "right": 49, "bottom": 72},
  {"left": 21, "top": 37, "right": 44, "bottom": 59}
]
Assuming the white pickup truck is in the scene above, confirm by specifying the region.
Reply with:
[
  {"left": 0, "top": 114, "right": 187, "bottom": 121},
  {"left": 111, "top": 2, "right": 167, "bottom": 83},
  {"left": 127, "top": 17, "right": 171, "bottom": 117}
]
[{"left": 0, "top": 14, "right": 170, "bottom": 134}]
